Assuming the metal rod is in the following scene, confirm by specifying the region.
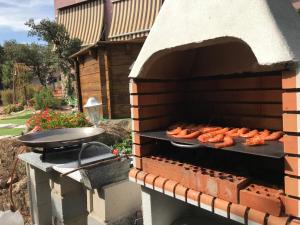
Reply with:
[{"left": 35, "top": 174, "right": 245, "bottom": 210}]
[{"left": 60, "top": 154, "right": 133, "bottom": 177}]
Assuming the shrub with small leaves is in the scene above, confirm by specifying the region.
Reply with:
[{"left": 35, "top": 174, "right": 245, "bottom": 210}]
[
  {"left": 3, "top": 104, "right": 24, "bottom": 114},
  {"left": 34, "top": 87, "right": 61, "bottom": 110},
  {"left": 0, "top": 89, "right": 14, "bottom": 106}
]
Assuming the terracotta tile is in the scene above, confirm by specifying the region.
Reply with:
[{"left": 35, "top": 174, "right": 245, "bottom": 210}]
[
  {"left": 154, "top": 177, "right": 168, "bottom": 193},
  {"left": 199, "top": 169, "right": 219, "bottom": 197},
  {"left": 283, "top": 195, "right": 300, "bottom": 217},
  {"left": 218, "top": 173, "right": 249, "bottom": 203},
  {"left": 181, "top": 165, "right": 200, "bottom": 190},
  {"left": 128, "top": 169, "right": 140, "bottom": 182},
  {"left": 141, "top": 156, "right": 163, "bottom": 176},
  {"left": 136, "top": 171, "right": 148, "bottom": 185},
  {"left": 133, "top": 156, "right": 142, "bottom": 170},
  {"left": 187, "top": 189, "right": 200, "bottom": 206},
  {"left": 132, "top": 132, "right": 152, "bottom": 145},
  {"left": 266, "top": 215, "right": 289, "bottom": 225},
  {"left": 133, "top": 118, "right": 172, "bottom": 132},
  {"left": 130, "top": 93, "right": 181, "bottom": 107},
  {"left": 282, "top": 92, "right": 297, "bottom": 111},
  {"left": 285, "top": 176, "right": 299, "bottom": 197},
  {"left": 285, "top": 156, "right": 299, "bottom": 176},
  {"left": 130, "top": 81, "right": 181, "bottom": 94},
  {"left": 247, "top": 209, "right": 267, "bottom": 225},
  {"left": 240, "top": 184, "right": 284, "bottom": 216},
  {"left": 283, "top": 114, "right": 298, "bottom": 133},
  {"left": 164, "top": 180, "right": 178, "bottom": 197},
  {"left": 144, "top": 174, "right": 158, "bottom": 189},
  {"left": 175, "top": 184, "right": 188, "bottom": 202},
  {"left": 282, "top": 71, "right": 297, "bottom": 89},
  {"left": 129, "top": 81, "right": 137, "bottom": 94},
  {"left": 199, "top": 169, "right": 248, "bottom": 203},
  {"left": 290, "top": 219, "right": 300, "bottom": 225},
  {"left": 142, "top": 157, "right": 186, "bottom": 184},
  {"left": 200, "top": 194, "right": 214, "bottom": 212},
  {"left": 213, "top": 198, "right": 229, "bottom": 218},
  {"left": 229, "top": 203, "right": 247, "bottom": 224},
  {"left": 284, "top": 135, "right": 299, "bottom": 154}
]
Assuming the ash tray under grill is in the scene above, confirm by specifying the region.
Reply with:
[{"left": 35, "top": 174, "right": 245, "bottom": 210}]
[{"left": 140, "top": 131, "right": 284, "bottom": 159}]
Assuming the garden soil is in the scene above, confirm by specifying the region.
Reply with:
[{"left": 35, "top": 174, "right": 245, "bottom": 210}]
[{"left": 0, "top": 138, "right": 31, "bottom": 225}]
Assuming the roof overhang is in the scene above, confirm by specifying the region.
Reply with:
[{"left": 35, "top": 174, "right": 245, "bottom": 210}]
[
  {"left": 69, "top": 39, "right": 145, "bottom": 59},
  {"left": 129, "top": 0, "right": 300, "bottom": 79}
]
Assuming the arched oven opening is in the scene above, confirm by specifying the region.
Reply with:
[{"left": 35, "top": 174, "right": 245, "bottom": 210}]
[{"left": 130, "top": 37, "right": 290, "bottom": 217}]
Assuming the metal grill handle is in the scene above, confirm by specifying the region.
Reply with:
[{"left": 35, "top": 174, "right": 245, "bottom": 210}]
[
  {"left": 78, "top": 142, "right": 112, "bottom": 167},
  {"left": 170, "top": 141, "right": 203, "bottom": 149}
]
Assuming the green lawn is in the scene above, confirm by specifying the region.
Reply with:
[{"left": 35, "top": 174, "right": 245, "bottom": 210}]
[
  {"left": 0, "top": 111, "right": 32, "bottom": 125},
  {"left": 0, "top": 128, "right": 24, "bottom": 136},
  {"left": 0, "top": 113, "right": 32, "bottom": 125},
  {"left": 0, "top": 111, "right": 33, "bottom": 136}
]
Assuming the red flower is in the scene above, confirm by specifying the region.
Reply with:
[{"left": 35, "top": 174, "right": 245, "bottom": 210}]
[{"left": 112, "top": 149, "right": 119, "bottom": 156}]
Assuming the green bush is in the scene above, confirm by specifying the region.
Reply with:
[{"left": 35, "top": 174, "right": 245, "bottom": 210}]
[
  {"left": 34, "top": 87, "right": 61, "bottom": 110},
  {"left": 0, "top": 89, "right": 14, "bottom": 106},
  {"left": 26, "top": 85, "right": 37, "bottom": 100},
  {"left": 3, "top": 104, "right": 24, "bottom": 114},
  {"left": 66, "top": 96, "right": 78, "bottom": 107}
]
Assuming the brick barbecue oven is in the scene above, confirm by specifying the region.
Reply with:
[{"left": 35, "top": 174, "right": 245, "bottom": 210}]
[{"left": 128, "top": 0, "right": 300, "bottom": 224}]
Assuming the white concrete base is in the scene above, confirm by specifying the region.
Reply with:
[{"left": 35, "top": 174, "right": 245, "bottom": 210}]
[
  {"left": 141, "top": 187, "right": 242, "bottom": 225},
  {"left": 87, "top": 180, "right": 142, "bottom": 225},
  {"left": 24, "top": 157, "right": 142, "bottom": 225},
  {"left": 27, "top": 164, "right": 52, "bottom": 225}
]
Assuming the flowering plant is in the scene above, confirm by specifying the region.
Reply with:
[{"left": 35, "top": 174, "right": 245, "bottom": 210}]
[
  {"left": 26, "top": 109, "right": 92, "bottom": 132},
  {"left": 112, "top": 135, "right": 132, "bottom": 155}
]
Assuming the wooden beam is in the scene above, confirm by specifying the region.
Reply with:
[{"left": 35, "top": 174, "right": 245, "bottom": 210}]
[
  {"left": 89, "top": 48, "right": 98, "bottom": 59},
  {"left": 75, "top": 60, "right": 83, "bottom": 112},
  {"left": 104, "top": 50, "right": 112, "bottom": 119}
]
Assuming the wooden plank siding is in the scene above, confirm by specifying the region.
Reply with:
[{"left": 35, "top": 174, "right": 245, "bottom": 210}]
[
  {"left": 79, "top": 55, "right": 102, "bottom": 108},
  {"left": 78, "top": 42, "right": 143, "bottom": 118}
]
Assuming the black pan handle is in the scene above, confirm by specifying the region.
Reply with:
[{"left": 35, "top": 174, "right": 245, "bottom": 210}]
[{"left": 170, "top": 141, "right": 203, "bottom": 149}]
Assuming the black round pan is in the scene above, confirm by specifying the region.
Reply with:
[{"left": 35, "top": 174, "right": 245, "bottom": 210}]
[{"left": 18, "top": 127, "right": 105, "bottom": 149}]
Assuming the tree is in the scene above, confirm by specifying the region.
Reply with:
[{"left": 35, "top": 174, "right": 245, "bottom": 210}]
[
  {"left": 1, "top": 61, "right": 13, "bottom": 88},
  {"left": 0, "top": 45, "right": 5, "bottom": 89},
  {"left": 25, "top": 44, "right": 59, "bottom": 86},
  {"left": 1, "top": 40, "right": 59, "bottom": 87},
  {"left": 26, "top": 19, "right": 82, "bottom": 96}
]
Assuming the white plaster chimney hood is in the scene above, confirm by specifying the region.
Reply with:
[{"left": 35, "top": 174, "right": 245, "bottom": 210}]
[{"left": 129, "top": 0, "right": 300, "bottom": 79}]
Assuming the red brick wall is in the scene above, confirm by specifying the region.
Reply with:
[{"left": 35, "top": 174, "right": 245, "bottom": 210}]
[
  {"left": 282, "top": 71, "right": 300, "bottom": 218},
  {"left": 130, "top": 70, "right": 300, "bottom": 223}
]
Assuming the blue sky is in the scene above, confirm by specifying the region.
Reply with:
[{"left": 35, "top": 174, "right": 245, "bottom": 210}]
[{"left": 0, "top": 0, "right": 54, "bottom": 44}]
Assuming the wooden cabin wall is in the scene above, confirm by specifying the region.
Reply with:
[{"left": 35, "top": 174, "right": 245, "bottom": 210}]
[
  {"left": 101, "top": 43, "right": 143, "bottom": 118},
  {"left": 79, "top": 54, "right": 102, "bottom": 110},
  {"left": 78, "top": 42, "right": 143, "bottom": 118}
]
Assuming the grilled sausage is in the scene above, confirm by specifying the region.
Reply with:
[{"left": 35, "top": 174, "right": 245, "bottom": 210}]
[
  {"left": 208, "top": 134, "right": 225, "bottom": 143},
  {"left": 240, "top": 129, "right": 259, "bottom": 138},
  {"left": 264, "top": 131, "right": 284, "bottom": 141},
  {"left": 215, "top": 136, "right": 234, "bottom": 148}
]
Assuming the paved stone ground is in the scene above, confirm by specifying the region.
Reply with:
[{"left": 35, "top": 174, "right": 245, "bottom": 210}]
[{"left": 0, "top": 124, "right": 26, "bottom": 129}]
